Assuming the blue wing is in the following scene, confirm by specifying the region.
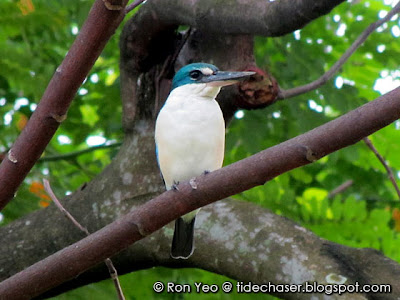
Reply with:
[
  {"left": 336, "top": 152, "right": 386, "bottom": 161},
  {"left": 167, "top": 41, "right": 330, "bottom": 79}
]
[
  {"left": 155, "top": 143, "right": 166, "bottom": 186},
  {"left": 155, "top": 144, "right": 160, "bottom": 167}
]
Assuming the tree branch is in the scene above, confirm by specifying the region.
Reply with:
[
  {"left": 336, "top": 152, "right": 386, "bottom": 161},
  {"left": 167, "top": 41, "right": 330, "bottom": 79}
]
[
  {"left": 0, "top": 0, "right": 130, "bottom": 210},
  {"left": 38, "top": 142, "right": 122, "bottom": 162},
  {"left": 363, "top": 137, "right": 400, "bottom": 201},
  {"left": 38, "top": 199, "right": 400, "bottom": 300},
  {"left": 1, "top": 86, "right": 400, "bottom": 299},
  {"left": 125, "top": 0, "right": 146, "bottom": 13},
  {"left": 278, "top": 2, "right": 400, "bottom": 99},
  {"left": 144, "top": 0, "right": 346, "bottom": 36},
  {"left": 328, "top": 180, "right": 354, "bottom": 199},
  {"left": 43, "top": 179, "right": 125, "bottom": 300}
]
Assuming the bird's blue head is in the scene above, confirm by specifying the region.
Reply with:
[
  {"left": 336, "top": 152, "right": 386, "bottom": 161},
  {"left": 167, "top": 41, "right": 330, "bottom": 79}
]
[{"left": 171, "top": 63, "right": 254, "bottom": 91}]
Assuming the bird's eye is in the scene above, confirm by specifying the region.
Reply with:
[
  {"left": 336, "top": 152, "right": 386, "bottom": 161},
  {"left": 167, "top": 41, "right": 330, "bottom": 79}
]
[{"left": 190, "top": 70, "right": 203, "bottom": 80}]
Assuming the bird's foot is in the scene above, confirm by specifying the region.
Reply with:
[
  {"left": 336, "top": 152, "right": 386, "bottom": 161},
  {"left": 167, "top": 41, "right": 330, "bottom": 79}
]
[
  {"left": 203, "top": 170, "right": 210, "bottom": 175},
  {"left": 172, "top": 181, "right": 180, "bottom": 191},
  {"left": 189, "top": 178, "right": 197, "bottom": 190}
]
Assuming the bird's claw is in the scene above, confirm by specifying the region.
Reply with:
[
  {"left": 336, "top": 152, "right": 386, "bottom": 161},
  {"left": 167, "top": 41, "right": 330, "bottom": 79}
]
[
  {"left": 203, "top": 170, "right": 210, "bottom": 175},
  {"left": 172, "top": 181, "right": 180, "bottom": 191}
]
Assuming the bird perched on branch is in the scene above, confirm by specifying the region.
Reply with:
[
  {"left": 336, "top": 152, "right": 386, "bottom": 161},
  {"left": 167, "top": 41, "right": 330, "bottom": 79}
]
[{"left": 155, "top": 63, "right": 254, "bottom": 259}]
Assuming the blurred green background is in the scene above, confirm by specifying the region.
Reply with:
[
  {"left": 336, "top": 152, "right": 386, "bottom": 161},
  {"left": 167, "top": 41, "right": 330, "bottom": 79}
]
[{"left": 1, "top": 0, "right": 400, "bottom": 299}]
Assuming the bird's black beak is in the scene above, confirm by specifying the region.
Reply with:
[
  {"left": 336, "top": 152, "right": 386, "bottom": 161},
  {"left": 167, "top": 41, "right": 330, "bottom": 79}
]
[{"left": 201, "top": 71, "right": 255, "bottom": 87}]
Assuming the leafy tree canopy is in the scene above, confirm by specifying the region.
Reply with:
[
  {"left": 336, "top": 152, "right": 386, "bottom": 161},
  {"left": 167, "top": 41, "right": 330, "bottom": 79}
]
[{"left": 1, "top": 0, "right": 400, "bottom": 299}]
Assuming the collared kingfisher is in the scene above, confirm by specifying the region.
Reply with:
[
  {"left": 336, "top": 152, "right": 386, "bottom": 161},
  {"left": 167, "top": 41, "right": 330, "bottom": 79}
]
[{"left": 155, "top": 63, "right": 254, "bottom": 259}]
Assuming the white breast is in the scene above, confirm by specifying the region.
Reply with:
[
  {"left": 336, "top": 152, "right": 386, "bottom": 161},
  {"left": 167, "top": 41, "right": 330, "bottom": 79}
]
[{"left": 155, "top": 84, "right": 225, "bottom": 190}]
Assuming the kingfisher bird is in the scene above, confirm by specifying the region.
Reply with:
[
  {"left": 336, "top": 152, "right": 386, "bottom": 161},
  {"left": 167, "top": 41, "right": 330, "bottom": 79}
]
[{"left": 155, "top": 63, "right": 254, "bottom": 259}]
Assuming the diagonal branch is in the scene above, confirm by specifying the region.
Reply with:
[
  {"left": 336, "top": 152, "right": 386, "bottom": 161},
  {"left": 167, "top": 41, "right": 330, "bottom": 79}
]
[
  {"left": 328, "top": 179, "right": 354, "bottom": 199},
  {"left": 278, "top": 2, "right": 400, "bottom": 99},
  {"left": 363, "top": 137, "right": 400, "bottom": 201},
  {"left": 43, "top": 180, "right": 90, "bottom": 235},
  {"left": 0, "top": 0, "right": 130, "bottom": 211},
  {"left": 1, "top": 85, "right": 400, "bottom": 299},
  {"left": 125, "top": 0, "right": 146, "bottom": 13},
  {"left": 43, "top": 179, "right": 125, "bottom": 300}
]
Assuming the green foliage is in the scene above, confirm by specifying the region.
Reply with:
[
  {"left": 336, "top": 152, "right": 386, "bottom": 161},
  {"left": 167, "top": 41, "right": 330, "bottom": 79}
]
[
  {"left": 0, "top": 0, "right": 123, "bottom": 222},
  {"left": 226, "top": 0, "right": 400, "bottom": 266},
  {"left": 1, "top": 0, "right": 400, "bottom": 299}
]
